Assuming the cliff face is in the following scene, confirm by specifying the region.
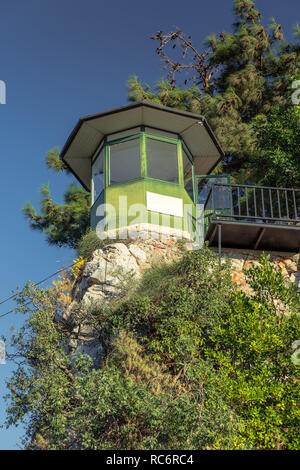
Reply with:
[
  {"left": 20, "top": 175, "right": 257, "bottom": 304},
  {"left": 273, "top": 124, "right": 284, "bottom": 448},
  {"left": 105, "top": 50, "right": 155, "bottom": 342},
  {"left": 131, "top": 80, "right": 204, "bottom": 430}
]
[
  {"left": 63, "top": 239, "right": 182, "bottom": 367},
  {"left": 212, "top": 247, "right": 300, "bottom": 294},
  {"left": 80, "top": 239, "right": 182, "bottom": 303},
  {"left": 79, "top": 241, "right": 300, "bottom": 303},
  {"left": 63, "top": 239, "right": 299, "bottom": 369}
]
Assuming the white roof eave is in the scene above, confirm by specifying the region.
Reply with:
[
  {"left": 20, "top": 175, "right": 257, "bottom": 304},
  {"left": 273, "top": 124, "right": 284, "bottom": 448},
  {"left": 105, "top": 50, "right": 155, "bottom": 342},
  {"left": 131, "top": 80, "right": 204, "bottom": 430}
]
[{"left": 61, "top": 102, "right": 223, "bottom": 191}]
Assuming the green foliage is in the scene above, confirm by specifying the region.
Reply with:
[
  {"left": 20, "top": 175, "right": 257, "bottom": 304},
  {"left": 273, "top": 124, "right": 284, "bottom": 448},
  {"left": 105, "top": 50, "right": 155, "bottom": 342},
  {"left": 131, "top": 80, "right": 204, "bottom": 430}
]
[
  {"left": 3, "top": 252, "right": 239, "bottom": 450},
  {"left": 206, "top": 254, "right": 300, "bottom": 449},
  {"left": 251, "top": 102, "right": 300, "bottom": 187},
  {"left": 3, "top": 283, "right": 75, "bottom": 448},
  {"left": 23, "top": 149, "right": 90, "bottom": 249},
  {"left": 110, "top": 248, "right": 234, "bottom": 363},
  {"left": 45, "top": 147, "right": 70, "bottom": 173},
  {"left": 77, "top": 229, "right": 107, "bottom": 260},
  {"left": 23, "top": 182, "right": 90, "bottom": 249},
  {"left": 128, "top": 76, "right": 202, "bottom": 112},
  {"left": 77, "top": 229, "right": 133, "bottom": 260},
  {"left": 4, "top": 247, "right": 299, "bottom": 449},
  {"left": 129, "top": 0, "right": 300, "bottom": 182},
  {"left": 71, "top": 332, "right": 238, "bottom": 450}
]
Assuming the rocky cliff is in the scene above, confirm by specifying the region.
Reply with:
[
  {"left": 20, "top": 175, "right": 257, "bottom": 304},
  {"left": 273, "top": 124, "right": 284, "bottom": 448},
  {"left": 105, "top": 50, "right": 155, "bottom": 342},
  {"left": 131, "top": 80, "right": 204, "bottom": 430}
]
[{"left": 62, "top": 239, "right": 299, "bottom": 368}]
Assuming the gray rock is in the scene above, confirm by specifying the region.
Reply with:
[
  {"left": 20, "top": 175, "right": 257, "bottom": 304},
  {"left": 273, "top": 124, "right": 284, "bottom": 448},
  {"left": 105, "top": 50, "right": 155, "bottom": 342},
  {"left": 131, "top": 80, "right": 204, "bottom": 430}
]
[
  {"left": 82, "top": 288, "right": 106, "bottom": 304},
  {"left": 70, "top": 339, "right": 103, "bottom": 369},
  {"left": 129, "top": 244, "right": 148, "bottom": 264},
  {"left": 82, "top": 260, "right": 100, "bottom": 278}
]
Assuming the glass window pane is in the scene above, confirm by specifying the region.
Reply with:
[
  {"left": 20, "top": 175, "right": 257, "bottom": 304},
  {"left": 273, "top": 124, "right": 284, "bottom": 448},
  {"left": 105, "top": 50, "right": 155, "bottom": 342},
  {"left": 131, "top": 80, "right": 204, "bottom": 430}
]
[
  {"left": 197, "top": 176, "right": 230, "bottom": 211},
  {"left": 92, "top": 148, "right": 104, "bottom": 204},
  {"left": 146, "top": 138, "right": 178, "bottom": 183},
  {"left": 109, "top": 138, "right": 140, "bottom": 185}
]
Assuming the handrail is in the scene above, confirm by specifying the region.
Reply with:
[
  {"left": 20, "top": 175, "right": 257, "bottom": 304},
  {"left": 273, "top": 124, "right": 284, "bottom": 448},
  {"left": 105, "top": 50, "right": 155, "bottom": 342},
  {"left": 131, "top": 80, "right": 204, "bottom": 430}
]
[
  {"left": 201, "top": 182, "right": 300, "bottom": 227},
  {"left": 211, "top": 182, "right": 300, "bottom": 192}
]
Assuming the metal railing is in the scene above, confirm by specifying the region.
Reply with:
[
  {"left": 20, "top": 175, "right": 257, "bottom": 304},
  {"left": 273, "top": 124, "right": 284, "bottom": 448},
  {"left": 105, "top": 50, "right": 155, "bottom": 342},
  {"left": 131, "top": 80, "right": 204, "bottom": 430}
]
[{"left": 203, "top": 183, "right": 300, "bottom": 228}]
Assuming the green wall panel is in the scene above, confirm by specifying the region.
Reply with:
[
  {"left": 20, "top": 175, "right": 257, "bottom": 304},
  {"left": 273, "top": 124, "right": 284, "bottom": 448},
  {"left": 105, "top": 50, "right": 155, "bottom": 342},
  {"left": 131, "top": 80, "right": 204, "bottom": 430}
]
[{"left": 91, "top": 177, "right": 196, "bottom": 239}]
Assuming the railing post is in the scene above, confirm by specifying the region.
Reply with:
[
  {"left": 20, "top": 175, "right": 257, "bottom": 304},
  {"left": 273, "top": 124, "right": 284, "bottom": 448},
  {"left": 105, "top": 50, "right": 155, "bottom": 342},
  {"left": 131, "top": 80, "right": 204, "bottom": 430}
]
[
  {"left": 230, "top": 185, "right": 233, "bottom": 218},
  {"left": 277, "top": 189, "right": 281, "bottom": 219},
  {"left": 212, "top": 184, "right": 215, "bottom": 219},
  {"left": 253, "top": 187, "right": 257, "bottom": 218},
  {"left": 285, "top": 190, "right": 289, "bottom": 219},
  {"left": 269, "top": 189, "right": 274, "bottom": 219},
  {"left": 237, "top": 186, "right": 241, "bottom": 217},
  {"left": 218, "top": 223, "right": 222, "bottom": 265},
  {"left": 245, "top": 187, "right": 249, "bottom": 216},
  {"left": 261, "top": 188, "right": 265, "bottom": 219},
  {"left": 292, "top": 190, "right": 297, "bottom": 219}
]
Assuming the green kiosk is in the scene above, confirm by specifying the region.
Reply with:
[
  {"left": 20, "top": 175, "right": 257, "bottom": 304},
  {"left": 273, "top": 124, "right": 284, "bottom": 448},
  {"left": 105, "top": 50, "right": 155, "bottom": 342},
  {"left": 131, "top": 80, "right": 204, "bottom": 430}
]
[{"left": 60, "top": 101, "right": 225, "bottom": 242}]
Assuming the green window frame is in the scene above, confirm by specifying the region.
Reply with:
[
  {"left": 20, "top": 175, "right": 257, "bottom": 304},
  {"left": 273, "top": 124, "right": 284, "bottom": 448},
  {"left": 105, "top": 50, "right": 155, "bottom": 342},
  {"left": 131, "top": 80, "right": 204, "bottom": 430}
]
[
  {"left": 107, "top": 134, "right": 141, "bottom": 186},
  {"left": 91, "top": 126, "right": 195, "bottom": 197},
  {"left": 181, "top": 141, "right": 194, "bottom": 201},
  {"left": 145, "top": 133, "right": 180, "bottom": 184}
]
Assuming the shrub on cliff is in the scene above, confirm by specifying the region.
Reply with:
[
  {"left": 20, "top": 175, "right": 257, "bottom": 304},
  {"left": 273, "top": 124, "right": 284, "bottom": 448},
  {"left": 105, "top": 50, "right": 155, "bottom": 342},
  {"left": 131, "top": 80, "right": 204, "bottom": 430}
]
[
  {"left": 3, "top": 248, "right": 300, "bottom": 449},
  {"left": 105, "top": 250, "right": 300, "bottom": 449},
  {"left": 206, "top": 254, "right": 300, "bottom": 449},
  {"left": 77, "top": 229, "right": 106, "bottom": 260}
]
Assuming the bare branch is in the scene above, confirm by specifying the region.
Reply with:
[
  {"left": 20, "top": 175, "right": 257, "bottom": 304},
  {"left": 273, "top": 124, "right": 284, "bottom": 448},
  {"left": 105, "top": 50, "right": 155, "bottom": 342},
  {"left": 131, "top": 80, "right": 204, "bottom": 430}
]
[{"left": 151, "top": 29, "right": 220, "bottom": 93}]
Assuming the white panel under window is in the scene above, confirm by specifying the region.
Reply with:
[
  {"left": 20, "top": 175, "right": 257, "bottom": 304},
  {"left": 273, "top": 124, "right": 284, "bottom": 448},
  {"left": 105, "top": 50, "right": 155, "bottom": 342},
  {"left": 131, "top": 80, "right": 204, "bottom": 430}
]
[{"left": 146, "top": 191, "right": 183, "bottom": 217}]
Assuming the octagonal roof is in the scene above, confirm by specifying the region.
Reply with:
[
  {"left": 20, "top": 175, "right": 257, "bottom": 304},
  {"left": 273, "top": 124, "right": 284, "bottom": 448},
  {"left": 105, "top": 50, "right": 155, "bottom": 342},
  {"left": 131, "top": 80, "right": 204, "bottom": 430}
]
[{"left": 60, "top": 101, "right": 224, "bottom": 191}]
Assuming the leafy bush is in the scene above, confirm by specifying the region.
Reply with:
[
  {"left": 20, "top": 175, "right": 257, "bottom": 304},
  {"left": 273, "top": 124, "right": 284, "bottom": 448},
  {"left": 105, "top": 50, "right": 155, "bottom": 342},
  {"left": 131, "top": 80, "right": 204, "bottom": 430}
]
[
  {"left": 76, "top": 229, "right": 106, "bottom": 260},
  {"left": 77, "top": 229, "right": 133, "bottom": 260},
  {"left": 206, "top": 254, "right": 300, "bottom": 449},
  {"left": 4, "top": 249, "right": 300, "bottom": 449}
]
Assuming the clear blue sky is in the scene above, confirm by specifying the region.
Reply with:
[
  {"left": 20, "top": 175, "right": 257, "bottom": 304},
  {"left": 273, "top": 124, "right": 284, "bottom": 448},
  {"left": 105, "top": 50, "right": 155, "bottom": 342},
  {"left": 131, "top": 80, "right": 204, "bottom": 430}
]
[{"left": 0, "top": 0, "right": 298, "bottom": 450}]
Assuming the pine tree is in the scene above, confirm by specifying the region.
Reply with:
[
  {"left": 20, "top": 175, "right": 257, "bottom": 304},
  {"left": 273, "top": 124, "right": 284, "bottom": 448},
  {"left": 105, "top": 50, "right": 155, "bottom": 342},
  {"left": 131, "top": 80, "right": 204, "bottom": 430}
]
[
  {"left": 251, "top": 100, "right": 300, "bottom": 187},
  {"left": 129, "top": 0, "right": 300, "bottom": 182},
  {"left": 23, "top": 148, "right": 90, "bottom": 249}
]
